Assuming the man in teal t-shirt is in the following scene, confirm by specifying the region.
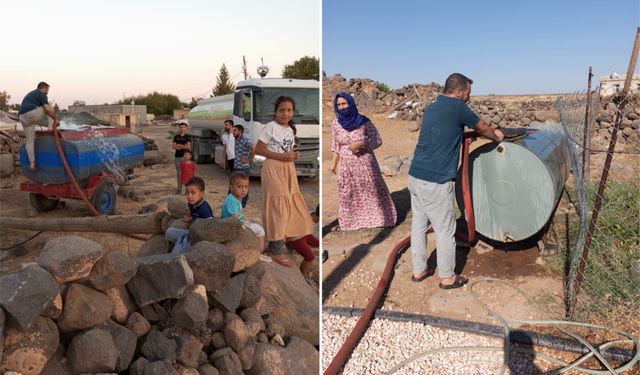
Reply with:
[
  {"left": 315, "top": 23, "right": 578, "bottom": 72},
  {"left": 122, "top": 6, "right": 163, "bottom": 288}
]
[
  {"left": 408, "top": 73, "right": 504, "bottom": 289},
  {"left": 18, "top": 82, "right": 60, "bottom": 171}
]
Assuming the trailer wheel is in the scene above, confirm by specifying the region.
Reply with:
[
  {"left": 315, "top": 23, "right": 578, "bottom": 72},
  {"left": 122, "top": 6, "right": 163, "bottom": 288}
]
[
  {"left": 29, "top": 193, "right": 59, "bottom": 212},
  {"left": 192, "top": 142, "right": 209, "bottom": 164},
  {"left": 91, "top": 180, "right": 116, "bottom": 215}
]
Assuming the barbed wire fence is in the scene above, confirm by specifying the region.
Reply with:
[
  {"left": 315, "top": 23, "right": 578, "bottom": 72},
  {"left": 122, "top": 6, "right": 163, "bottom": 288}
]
[{"left": 556, "top": 82, "right": 640, "bottom": 329}]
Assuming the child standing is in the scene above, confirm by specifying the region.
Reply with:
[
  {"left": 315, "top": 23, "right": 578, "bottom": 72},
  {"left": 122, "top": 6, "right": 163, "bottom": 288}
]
[
  {"left": 165, "top": 176, "right": 214, "bottom": 254},
  {"left": 221, "top": 171, "right": 265, "bottom": 252},
  {"left": 179, "top": 150, "right": 197, "bottom": 194},
  {"left": 255, "top": 96, "right": 313, "bottom": 267}
]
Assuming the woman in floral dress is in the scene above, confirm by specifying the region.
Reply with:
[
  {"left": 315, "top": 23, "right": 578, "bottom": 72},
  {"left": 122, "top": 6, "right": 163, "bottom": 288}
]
[{"left": 329, "top": 92, "right": 397, "bottom": 231}]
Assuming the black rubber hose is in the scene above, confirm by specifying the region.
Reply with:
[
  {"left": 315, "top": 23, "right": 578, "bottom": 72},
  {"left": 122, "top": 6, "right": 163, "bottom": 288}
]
[{"left": 323, "top": 306, "right": 635, "bottom": 364}]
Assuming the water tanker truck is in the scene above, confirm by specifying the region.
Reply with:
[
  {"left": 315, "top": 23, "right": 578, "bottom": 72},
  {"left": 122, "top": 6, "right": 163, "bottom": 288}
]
[{"left": 187, "top": 78, "right": 320, "bottom": 176}]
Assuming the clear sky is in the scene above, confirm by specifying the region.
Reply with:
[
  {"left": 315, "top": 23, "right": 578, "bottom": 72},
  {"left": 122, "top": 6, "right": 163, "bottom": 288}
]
[
  {"left": 2, "top": 0, "right": 320, "bottom": 108},
  {"left": 323, "top": 0, "right": 639, "bottom": 94}
]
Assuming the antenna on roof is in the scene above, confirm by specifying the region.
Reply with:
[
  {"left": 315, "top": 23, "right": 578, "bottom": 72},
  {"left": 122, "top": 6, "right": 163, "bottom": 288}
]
[{"left": 257, "top": 58, "right": 269, "bottom": 79}]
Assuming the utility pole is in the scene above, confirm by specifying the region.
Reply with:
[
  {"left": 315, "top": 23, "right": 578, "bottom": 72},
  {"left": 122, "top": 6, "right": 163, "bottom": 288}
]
[{"left": 242, "top": 56, "right": 248, "bottom": 80}]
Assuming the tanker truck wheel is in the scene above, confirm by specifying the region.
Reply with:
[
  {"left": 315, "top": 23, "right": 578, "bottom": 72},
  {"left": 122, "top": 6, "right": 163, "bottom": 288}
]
[
  {"left": 91, "top": 180, "right": 116, "bottom": 215},
  {"left": 29, "top": 193, "right": 59, "bottom": 212},
  {"left": 192, "top": 143, "right": 210, "bottom": 164}
]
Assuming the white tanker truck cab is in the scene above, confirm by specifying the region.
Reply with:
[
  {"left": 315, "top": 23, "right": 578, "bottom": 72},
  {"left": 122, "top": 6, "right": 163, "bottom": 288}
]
[{"left": 186, "top": 78, "right": 320, "bottom": 177}]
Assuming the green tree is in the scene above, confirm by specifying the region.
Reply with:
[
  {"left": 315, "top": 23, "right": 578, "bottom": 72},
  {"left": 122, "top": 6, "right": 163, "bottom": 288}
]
[
  {"left": 213, "top": 64, "right": 235, "bottom": 96},
  {"left": 116, "top": 92, "right": 183, "bottom": 116},
  {"left": 282, "top": 56, "right": 320, "bottom": 81},
  {"left": 188, "top": 97, "right": 199, "bottom": 109},
  {"left": 376, "top": 82, "right": 390, "bottom": 93},
  {"left": 53, "top": 103, "right": 60, "bottom": 112},
  {"left": 0, "top": 91, "right": 10, "bottom": 111}
]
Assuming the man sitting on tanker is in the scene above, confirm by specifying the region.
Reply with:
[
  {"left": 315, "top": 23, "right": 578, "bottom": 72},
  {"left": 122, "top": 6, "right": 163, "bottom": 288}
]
[{"left": 18, "top": 82, "right": 60, "bottom": 171}]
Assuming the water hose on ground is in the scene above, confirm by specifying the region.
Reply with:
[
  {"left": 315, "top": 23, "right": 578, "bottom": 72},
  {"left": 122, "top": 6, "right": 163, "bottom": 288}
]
[
  {"left": 322, "top": 306, "right": 636, "bottom": 364},
  {"left": 383, "top": 278, "right": 639, "bottom": 375},
  {"left": 52, "top": 128, "right": 147, "bottom": 242}
]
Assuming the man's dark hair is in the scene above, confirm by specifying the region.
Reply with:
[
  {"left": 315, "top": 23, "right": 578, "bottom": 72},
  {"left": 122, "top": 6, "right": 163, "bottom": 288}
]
[
  {"left": 233, "top": 124, "right": 244, "bottom": 133},
  {"left": 230, "top": 171, "right": 249, "bottom": 184},
  {"left": 37, "top": 82, "right": 50, "bottom": 90},
  {"left": 443, "top": 73, "right": 473, "bottom": 94},
  {"left": 224, "top": 119, "right": 234, "bottom": 126},
  {"left": 185, "top": 176, "right": 205, "bottom": 191}
]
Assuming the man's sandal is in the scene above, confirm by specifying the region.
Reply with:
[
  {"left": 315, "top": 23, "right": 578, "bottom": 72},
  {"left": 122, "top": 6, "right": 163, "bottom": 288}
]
[
  {"left": 411, "top": 269, "right": 434, "bottom": 282},
  {"left": 439, "top": 275, "right": 469, "bottom": 289}
]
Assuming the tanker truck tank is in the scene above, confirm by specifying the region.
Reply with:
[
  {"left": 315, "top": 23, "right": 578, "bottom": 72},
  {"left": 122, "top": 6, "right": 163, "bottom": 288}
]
[
  {"left": 187, "top": 94, "right": 234, "bottom": 136},
  {"left": 456, "top": 123, "right": 571, "bottom": 243}
]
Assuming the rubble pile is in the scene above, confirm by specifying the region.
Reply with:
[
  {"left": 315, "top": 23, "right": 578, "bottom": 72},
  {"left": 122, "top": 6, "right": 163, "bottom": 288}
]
[{"left": 0, "top": 200, "right": 319, "bottom": 374}]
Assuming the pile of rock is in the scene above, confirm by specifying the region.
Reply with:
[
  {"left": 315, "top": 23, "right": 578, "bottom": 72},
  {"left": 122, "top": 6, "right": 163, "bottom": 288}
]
[
  {"left": 0, "top": 200, "right": 319, "bottom": 374},
  {"left": 466, "top": 100, "right": 554, "bottom": 129},
  {"left": 0, "top": 129, "right": 23, "bottom": 178},
  {"left": 593, "top": 94, "right": 640, "bottom": 144},
  {"left": 322, "top": 74, "right": 442, "bottom": 120},
  {"left": 141, "top": 135, "right": 159, "bottom": 151}
]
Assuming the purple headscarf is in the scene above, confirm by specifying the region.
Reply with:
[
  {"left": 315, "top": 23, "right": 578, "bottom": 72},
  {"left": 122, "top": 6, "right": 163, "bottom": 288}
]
[{"left": 334, "top": 92, "right": 370, "bottom": 132}]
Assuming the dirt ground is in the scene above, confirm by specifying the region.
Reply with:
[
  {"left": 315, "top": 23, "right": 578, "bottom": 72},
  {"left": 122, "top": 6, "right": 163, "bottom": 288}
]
[
  {"left": 0, "top": 125, "right": 320, "bottom": 277},
  {"left": 321, "top": 107, "right": 638, "bottom": 328}
]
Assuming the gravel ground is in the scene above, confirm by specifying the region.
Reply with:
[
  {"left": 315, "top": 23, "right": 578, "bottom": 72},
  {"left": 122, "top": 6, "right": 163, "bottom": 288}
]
[
  {"left": 321, "top": 313, "right": 632, "bottom": 375},
  {"left": 323, "top": 314, "right": 506, "bottom": 374}
]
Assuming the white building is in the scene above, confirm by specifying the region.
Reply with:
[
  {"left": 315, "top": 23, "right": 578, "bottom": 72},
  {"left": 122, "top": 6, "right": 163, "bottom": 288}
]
[{"left": 599, "top": 72, "right": 640, "bottom": 96}]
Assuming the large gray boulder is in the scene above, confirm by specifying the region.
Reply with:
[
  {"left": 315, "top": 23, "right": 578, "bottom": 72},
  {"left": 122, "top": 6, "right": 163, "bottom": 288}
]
[
  {"left": 168, "top": 195, "right": 190, "bottom": 218},
  {"left": 0, "top": 153, "right": 14, "bottom": 177},
  {"left": 1, "top": 316, "right": 59, "bottom": 375},
  {"left": 126, "top": 311, "right": 151, "bottom": 338},
  {"left": 380, "top": 155, "right": 403, "bottom": 177},
  {"left": 184, "top": 241, "right": 235, "bottom": 293},
  {"left": 105, "top": 284, "right": 137, "bottom": 324},
  {"left": 89, "top": 251, "right": 138, "bottom": 291},
  {"left": 171, "top": 285, "right": 208, "bottom": 330},
  {"left": 247, "top": 262, "right": 319, "bottom": 346},
  {"left": 0, "top": 264, "right": 58, "bottom": 330},
  {"left": 240, "top": 273, "right": 262, "bottom": 308},
  {"left": 66, "top": 328, "right": 118, "bottom": 374},
  {"left": 210, "top": 347, "right": 243, "bottom": 375},
  {"left": 58, "top": 283, "right": 113, "bottom": 332},
  {"left": 143, "top": 359, "right": 175, "bottom": 375},
  {"left": 37, "top": 236, "right": 103, "bottom": 283},
  {"left": 224, "top": 226, "right": 260, "bottom": 272},
  {"left": 143, "top": 150, "right": 164, "bottom": 166},
  {"left": 246, "top": 336, "right": 319, "bottom": 375},
  {"left": 0, "top": 308, "right": 4, "bottom": 363},
  {"left": 127, "top": 253, "right": 194, "bottom": 306},
  {"left": 211, "top": 273, "right": 246, "bottom": 312},
  {"left": 189, "top": 217, "right": 242, "bottom": 244},
  {"left": 137, "top": 234, "right": 170, "bottom": 257},
  {"left": 224, "top": 316, "right": 252, "bottom": 352},
  {"left": 176, "top": 334, "right": 203, "bottom": 368},
  {"left": 141, "top": 329, "right": 177, "bottom": 362},
  {"left": 101, "top": 320, "right": 137, "bottom": 372}
]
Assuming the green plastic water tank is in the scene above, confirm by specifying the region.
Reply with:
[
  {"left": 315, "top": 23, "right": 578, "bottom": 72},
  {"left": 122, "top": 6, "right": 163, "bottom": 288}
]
[{"left": 458, "top": 124, "right": 570, "bottom": 242}]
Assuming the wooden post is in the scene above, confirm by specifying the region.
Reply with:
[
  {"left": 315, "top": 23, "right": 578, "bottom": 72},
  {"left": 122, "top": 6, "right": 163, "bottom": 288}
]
[
  {"left": 582, "top": 67, "right": 593, "bottom": 182},
  {"left": 0, "top": 211, "right": 168, "bottom": 235}
]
